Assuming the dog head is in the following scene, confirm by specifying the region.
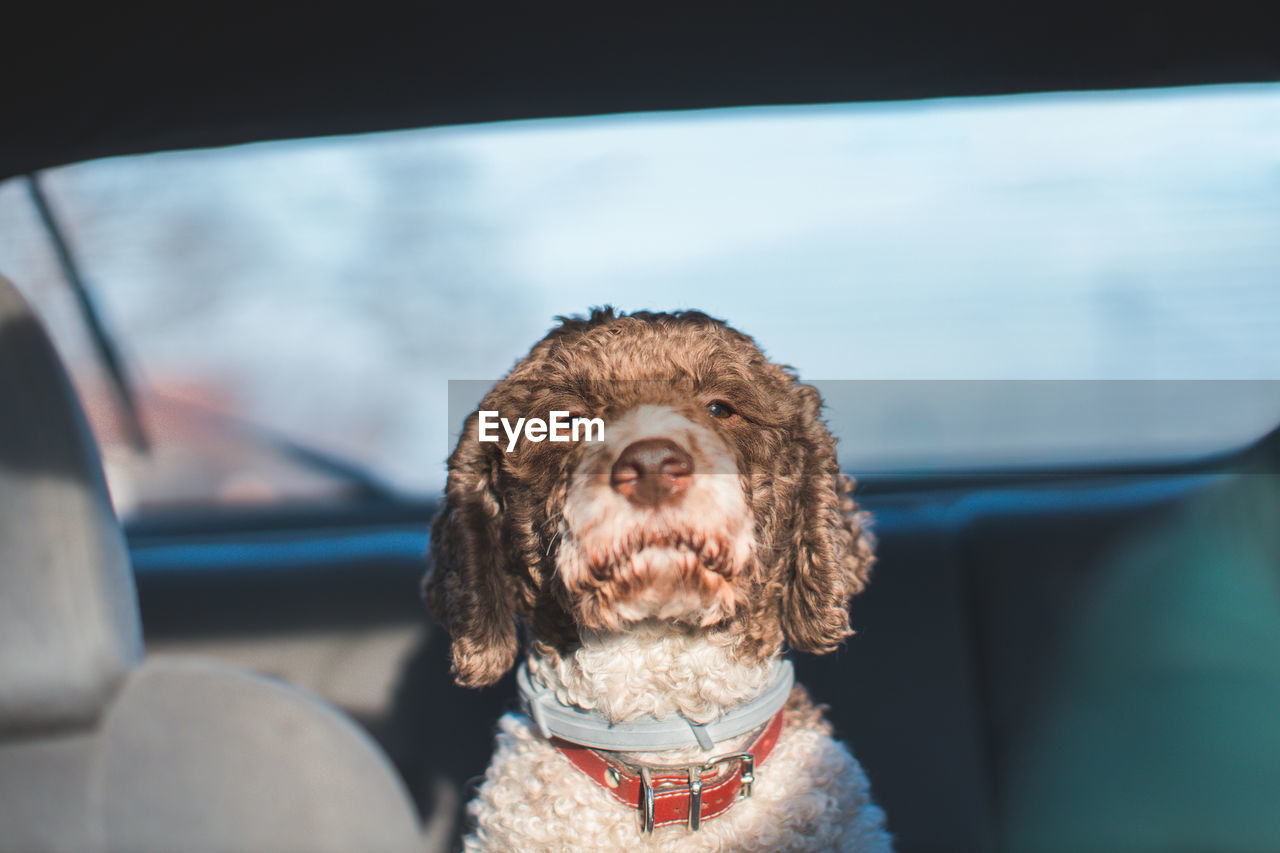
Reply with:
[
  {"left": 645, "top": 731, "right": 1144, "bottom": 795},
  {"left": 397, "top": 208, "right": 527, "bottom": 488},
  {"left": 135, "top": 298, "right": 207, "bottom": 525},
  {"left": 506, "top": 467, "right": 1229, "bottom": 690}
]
[{"left": 425, "top": 308, "right": 874, "bottom": 687}]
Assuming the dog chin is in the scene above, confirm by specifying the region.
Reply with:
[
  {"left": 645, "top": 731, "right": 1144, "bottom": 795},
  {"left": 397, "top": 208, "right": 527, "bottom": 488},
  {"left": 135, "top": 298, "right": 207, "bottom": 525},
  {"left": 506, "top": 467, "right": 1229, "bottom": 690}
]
[{"left": 567, "top": 545, "right": 745, "bottom": 632}]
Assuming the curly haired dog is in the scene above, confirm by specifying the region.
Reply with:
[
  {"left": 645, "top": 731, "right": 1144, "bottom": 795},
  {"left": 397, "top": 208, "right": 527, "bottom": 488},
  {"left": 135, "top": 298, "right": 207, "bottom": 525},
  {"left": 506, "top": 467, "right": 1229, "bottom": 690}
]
[{"left": 425, "top": 309, "right": 891, "bottom": 852}]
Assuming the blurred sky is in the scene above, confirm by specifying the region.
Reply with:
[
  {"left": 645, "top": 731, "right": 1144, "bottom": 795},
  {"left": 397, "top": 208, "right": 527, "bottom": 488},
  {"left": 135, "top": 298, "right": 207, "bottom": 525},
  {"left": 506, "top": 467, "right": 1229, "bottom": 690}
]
[{"left": 1, "top": 82, "right": 1278, "bottom": 495}]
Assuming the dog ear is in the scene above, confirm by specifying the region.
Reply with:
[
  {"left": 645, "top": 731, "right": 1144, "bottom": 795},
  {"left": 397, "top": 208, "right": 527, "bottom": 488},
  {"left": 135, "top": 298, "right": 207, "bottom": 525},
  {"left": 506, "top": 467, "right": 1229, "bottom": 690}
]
[
  {"left": 423, "top": 415, "right": 519, "bottom": 687},
  {"left": 781, "top": 383, "right": 876, "bottom": 654}
]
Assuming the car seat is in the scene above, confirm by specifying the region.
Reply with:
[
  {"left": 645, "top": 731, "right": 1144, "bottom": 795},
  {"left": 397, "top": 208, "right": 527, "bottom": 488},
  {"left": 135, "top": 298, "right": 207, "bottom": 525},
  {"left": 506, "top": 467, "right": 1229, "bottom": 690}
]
[{"left": 0, "top": 274, "right": 425, "bottom": 853}]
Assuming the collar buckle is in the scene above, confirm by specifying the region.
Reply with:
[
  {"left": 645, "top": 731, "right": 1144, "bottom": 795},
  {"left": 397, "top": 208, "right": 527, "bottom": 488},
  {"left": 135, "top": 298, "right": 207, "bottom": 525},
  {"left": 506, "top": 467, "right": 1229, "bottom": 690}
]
[{"left": 636, "top": 752, "right": 756, "bottom": 834}]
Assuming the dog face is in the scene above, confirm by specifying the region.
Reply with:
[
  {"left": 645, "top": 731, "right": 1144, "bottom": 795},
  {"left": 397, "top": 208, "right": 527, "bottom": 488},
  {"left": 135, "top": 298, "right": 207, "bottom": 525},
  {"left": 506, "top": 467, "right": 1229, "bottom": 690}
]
[{"left": 425, "top": 309, "right": 874, "bottom": 687}]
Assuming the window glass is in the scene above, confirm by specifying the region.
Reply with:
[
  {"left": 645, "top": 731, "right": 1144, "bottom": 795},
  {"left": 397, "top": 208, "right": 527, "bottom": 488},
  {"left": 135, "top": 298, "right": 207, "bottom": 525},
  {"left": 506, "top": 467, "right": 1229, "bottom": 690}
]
[{"left": 1, "top": 83, "right": 1277, "bottom": 514}]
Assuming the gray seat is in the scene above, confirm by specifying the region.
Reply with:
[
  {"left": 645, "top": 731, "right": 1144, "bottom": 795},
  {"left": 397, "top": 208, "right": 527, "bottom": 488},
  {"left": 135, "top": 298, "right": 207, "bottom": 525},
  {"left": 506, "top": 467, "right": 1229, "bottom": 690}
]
[{"left": 0, "top": 274, "right": 424, "bottom": 853}]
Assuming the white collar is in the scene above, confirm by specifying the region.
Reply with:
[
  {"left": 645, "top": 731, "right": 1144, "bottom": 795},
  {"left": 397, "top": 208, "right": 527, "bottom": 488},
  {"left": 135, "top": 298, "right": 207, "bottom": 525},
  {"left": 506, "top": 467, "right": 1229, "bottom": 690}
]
[{"left": 517, "top": 657, "right": 794, "bottom": 752}]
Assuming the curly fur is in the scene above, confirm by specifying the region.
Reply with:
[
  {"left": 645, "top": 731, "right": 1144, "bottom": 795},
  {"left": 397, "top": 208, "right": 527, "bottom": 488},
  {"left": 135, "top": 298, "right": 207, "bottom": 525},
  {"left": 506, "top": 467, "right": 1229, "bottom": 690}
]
[{"left": 424, "top": 308, "right": 889, "bottom": 851}]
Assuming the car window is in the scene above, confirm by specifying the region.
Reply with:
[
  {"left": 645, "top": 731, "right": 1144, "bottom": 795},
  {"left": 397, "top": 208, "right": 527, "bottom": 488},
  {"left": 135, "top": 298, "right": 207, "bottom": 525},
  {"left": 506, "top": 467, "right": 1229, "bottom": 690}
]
[{"left": 1, "top": 82, "right": 1278, "bottom": 516}]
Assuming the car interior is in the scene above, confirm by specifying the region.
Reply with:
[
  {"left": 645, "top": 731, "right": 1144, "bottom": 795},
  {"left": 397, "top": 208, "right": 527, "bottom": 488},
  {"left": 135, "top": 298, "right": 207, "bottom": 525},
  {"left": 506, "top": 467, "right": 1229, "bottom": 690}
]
[{"left": 2, "top": 7, "right": 1279, "bottom": 853}]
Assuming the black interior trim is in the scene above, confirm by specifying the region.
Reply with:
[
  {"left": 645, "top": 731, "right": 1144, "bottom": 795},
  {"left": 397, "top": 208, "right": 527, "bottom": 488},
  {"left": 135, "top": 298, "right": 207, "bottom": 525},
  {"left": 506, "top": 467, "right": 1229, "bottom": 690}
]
[{"left": 5, "top": 4, "right": 1279, "bottom": 180}]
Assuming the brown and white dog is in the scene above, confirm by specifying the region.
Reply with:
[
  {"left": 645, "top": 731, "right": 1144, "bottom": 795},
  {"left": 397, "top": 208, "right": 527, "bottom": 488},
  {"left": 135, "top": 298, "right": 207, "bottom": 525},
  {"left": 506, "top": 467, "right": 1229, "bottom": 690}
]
[{"left": 425, "top": 309, "right": 891, "bottom": 852}]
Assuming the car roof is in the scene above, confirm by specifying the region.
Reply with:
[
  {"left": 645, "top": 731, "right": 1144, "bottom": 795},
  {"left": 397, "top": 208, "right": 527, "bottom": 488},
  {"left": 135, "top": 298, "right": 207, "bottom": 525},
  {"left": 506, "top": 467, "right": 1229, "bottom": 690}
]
[{"left": 3, "top": 4, "right": 1278, "bottom": 180}]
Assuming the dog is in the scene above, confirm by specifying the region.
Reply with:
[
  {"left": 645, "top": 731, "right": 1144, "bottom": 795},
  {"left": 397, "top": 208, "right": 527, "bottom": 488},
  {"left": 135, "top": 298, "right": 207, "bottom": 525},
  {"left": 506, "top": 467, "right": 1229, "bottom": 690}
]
[{"left": 425, "top": 308, "right": 891, "bottom": 852}]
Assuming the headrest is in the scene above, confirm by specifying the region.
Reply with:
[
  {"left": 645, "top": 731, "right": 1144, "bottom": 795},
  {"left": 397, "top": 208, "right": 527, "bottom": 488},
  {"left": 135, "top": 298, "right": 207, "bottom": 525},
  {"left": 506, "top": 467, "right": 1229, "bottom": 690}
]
[{"left": 0, "top": 275, "right": 142, "bottom": 736}]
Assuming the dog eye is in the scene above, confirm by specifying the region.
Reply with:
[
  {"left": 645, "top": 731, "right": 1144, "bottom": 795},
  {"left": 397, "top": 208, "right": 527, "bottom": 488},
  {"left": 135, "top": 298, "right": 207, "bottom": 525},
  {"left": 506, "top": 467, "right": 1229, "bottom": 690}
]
[{"left": 707, "top": 401, "right": 735, "bottom": 419}]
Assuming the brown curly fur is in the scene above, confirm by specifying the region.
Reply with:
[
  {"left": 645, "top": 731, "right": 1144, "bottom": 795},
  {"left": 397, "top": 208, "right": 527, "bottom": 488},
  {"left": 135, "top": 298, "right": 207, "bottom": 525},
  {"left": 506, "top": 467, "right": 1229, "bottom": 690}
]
[{"left": 424, "top": 308, "right": 874, "bottom": 688}]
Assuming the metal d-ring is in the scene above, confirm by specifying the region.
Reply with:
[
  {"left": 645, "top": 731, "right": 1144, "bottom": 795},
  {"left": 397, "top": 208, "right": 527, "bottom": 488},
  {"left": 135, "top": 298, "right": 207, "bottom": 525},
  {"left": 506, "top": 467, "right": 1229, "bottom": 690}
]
[
  {"left": 639, "top": 767, "right": 655, "bottom": 834},
  {"left": 687, "top": 765, "right": 704, "bottom": 830}
]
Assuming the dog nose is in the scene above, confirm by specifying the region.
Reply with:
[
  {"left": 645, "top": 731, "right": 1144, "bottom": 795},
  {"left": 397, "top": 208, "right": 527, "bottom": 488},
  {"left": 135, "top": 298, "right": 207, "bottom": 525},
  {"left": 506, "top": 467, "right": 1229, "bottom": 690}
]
[{"left": 610, "top": 438, "right": 693, "bottom": 507}]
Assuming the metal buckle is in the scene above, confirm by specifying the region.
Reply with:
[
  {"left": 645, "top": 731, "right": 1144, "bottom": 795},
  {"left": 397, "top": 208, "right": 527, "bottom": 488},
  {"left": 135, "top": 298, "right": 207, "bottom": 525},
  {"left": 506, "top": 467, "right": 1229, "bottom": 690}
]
[
  {"left": 737, "top": 753, "right": 755, "bottom": 798},
  {"left": 636, "top": 753, "right": 756, "bottom": 834},
  {"left": 702, "top": 752, "right": 755, "bottom": 799}
]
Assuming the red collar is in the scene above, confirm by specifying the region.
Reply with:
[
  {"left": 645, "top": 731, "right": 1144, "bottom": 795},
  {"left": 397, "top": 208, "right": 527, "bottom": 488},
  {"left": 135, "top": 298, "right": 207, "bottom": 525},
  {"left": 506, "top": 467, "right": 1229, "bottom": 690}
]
[{"left": 550, "top": 708, "right": 785, "bottom": 833}]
